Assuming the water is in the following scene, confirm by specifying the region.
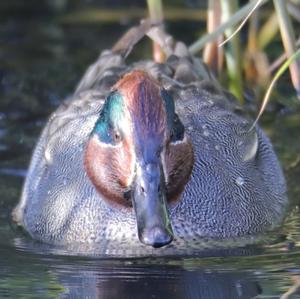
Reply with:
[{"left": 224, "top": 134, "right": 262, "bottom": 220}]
[{"left": 1, "top": 1, "right": 300, "bottom": 298}]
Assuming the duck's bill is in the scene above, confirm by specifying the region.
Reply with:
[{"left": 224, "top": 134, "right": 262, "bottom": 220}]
[{"left": 132, "top": 163, "right": 173, "bottom": 248}]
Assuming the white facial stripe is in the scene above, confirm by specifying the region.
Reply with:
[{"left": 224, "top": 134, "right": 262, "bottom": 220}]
[
  {"left": 94, "top": 135, "right": 122, "bottom": 148},
  {"left": 170, "top": 134, "right": 188, "bottom": 145},
  {"left": 118, "top": 110, "right": 133, "bottom": 136},
  {"left": 161, "top": 147, "right": 168, "bottom": 184}
]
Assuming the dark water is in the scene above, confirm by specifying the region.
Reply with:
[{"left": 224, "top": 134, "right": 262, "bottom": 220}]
[{"left": 1, "top": 1, "right": 300, "bottom": 298}]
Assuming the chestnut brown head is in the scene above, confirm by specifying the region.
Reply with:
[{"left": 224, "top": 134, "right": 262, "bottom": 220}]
[{"left": 85, "top": 70, "right": 194, "bottom": 247}]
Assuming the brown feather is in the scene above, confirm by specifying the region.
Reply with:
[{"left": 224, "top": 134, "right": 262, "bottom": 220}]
[
  {"left": 85, "top": 136, "right": 135, "bottom": 208},
  {"left": 115, "top": 70, "right": 167, "bottom": 139},
  {"left": 165, "top": 137, "right": 194, "bottom": 204}
]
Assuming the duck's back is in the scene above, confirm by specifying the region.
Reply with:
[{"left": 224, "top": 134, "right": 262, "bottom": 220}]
[{"left": 14, "top": 48, "right": 287, "bottom": 251}]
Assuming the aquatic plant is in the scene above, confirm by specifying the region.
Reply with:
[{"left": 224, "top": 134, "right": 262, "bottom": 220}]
[{"left": 148, "top": 0, "right": 300, "bottom": 113}]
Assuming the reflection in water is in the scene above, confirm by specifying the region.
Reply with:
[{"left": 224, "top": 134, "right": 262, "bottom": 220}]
[
  {"left": 61, "top": 267, "right": 261, "bottom": 299},
  {"left": 4, "top": 237, "right": 300, "bottom": 298},
  {"left": 0, "top": 244, "right": 262, "bottom": 299}
]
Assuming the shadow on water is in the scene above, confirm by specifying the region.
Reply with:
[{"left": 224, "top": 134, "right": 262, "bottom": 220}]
[{"left": 1, "top": 1, "right": 300, "bottom": 298}]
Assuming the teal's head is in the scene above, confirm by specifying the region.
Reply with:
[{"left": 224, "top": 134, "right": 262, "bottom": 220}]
[{"left": 85, "top": 71, "right": 194, "bottom": 248}]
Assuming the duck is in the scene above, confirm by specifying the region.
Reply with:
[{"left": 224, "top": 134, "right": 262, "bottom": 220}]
[{"left": 13, "top": 21, "right": 287, "bottom": 255}]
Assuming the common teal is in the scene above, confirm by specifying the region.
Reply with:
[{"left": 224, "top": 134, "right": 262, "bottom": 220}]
[{"left": 13, "top": 22, "right": 287, "bottom": 255}]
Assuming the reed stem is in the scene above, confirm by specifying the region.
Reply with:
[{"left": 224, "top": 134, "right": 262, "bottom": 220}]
[
  {"left": 220, "top": 0, "right": 243, "bottom": 101},
  {"left": 273, "top": 0, "right": 300, "bottom": 99},
  {"left": 203, "top": 0, "right": 223, "bottom": 75},
  {"left": 189, "top": 0, "right": 268, "bottom": 54},
  {"left": 147, "top": 0, "right": 165, "bottom": 62}
]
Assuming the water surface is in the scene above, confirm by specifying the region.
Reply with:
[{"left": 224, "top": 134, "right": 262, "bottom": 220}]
[{"left": 1, "top": 2, "right": 300, "bottom": 298}]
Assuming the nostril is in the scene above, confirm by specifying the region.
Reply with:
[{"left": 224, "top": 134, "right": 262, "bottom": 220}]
[{"left": 140, "top": 186, "right": 145, "bottom": 193}]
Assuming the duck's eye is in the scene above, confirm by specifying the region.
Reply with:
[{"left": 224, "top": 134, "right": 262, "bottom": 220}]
[
  {"left": 169, "top": 132, "right": 174, "bottom": 140},
  {"left": 113, "top": 131, "right": 121, "bottom": 143}
]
